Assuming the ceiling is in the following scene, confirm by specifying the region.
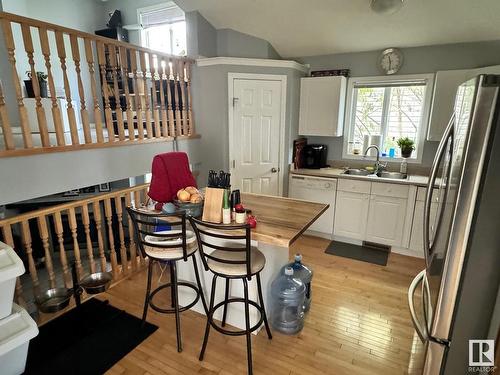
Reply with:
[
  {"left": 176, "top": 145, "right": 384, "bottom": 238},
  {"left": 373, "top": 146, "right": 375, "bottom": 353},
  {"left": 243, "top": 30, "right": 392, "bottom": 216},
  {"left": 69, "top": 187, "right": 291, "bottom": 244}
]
[{"left": 175, "top": 0, "right": 500, "bottom": 58}]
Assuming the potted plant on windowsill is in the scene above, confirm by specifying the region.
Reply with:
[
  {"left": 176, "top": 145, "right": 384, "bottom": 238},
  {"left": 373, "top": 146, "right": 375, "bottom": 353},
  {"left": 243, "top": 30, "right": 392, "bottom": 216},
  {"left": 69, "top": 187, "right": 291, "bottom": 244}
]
[
  {"left": 397, "top": 137, "right": 415, "bottom": 158},
  {"left": 24, "top": 71, "right": 48, "bottom": 98}
]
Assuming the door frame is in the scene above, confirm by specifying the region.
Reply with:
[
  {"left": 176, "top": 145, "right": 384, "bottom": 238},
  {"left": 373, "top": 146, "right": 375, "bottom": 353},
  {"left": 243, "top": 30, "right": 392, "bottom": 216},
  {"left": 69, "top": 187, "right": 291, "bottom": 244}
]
[{"left": 228, "top": 72, "right": 287, "bottom": 196}]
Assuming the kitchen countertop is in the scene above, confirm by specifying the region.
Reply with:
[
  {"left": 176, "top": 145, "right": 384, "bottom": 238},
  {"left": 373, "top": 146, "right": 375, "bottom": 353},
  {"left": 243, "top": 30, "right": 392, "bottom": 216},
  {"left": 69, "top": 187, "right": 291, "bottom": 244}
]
[
  {"left": 290, "top": 168, "right": 430, "bottom": 187},
  {"left": 241, "top": 193, "right": 329, "bottom": 247}
]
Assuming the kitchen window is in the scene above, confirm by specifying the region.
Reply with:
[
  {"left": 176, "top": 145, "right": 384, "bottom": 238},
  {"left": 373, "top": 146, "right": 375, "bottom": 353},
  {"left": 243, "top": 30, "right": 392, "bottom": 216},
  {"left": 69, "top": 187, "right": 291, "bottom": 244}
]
[
  {"left": 343, "top": 74, "right": 434, "bottom": 162},
  {"left": 138, "top": 3, "right": 187, "bottom": 56}
]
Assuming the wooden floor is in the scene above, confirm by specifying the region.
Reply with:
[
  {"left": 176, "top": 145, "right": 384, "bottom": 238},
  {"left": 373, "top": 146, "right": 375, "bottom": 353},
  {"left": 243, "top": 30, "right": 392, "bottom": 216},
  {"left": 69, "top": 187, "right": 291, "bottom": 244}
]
[{"left": 102, "top": 235, "right": 426, "bottom": 375}]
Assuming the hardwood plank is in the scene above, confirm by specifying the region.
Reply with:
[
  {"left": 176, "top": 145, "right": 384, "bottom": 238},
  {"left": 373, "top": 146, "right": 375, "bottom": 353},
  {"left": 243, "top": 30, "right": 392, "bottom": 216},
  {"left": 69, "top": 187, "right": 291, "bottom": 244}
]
[{"left": 103, "top": 234, "right": 425, "bottom": 375}]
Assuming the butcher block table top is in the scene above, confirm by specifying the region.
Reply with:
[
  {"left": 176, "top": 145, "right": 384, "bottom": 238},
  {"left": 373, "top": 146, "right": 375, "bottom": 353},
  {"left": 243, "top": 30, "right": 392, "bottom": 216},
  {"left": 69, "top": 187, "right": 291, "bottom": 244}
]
[{"left": 241, "top": 193, "right": 329, "bottom": 247}]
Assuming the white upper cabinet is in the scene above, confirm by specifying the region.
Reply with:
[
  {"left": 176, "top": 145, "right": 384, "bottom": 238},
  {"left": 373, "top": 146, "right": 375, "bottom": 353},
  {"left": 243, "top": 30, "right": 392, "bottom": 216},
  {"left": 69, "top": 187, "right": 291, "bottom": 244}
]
[
  {"left": 427, "top": 69, "right": 469, "bottom": 141},
  {"left": 298, "top": 76, "right": 346, "bottom": 137}
]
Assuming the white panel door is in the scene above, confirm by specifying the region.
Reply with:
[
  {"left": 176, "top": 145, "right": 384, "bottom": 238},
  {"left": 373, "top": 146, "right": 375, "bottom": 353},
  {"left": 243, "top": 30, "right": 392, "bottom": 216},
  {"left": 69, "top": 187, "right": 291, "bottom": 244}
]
[
  {"left": 231, "top": 78, "right": 282, "bottom": 195},
  {"left": 333, "top": 191, "right": 369, "bottom": 240},
  {"left": 365, "top": 195, "right": 407, "bottom": 247}
]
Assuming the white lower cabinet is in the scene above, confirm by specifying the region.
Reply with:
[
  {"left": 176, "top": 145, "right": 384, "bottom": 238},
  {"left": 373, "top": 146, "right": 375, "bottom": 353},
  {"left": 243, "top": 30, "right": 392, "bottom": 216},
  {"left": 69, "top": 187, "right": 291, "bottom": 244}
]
[
  {"left": 333, "top": 190, "right": 370, "bottom": 240},
  {"left": 409, "top": 188, "right": 439, "bottom": 253},
  {"left": 365, "top": 195, "right": 407, "bottom": 247}
]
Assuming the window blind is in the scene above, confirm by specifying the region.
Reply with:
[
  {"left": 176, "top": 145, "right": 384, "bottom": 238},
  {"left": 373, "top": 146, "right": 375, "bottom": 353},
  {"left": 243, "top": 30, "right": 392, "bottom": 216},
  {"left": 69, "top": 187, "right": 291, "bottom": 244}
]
[
  {"left": 140, "top": 5, "right": 184, "bottom": 28},
  {"left": 353, "top": 79, "right": 427, "bottom": 89}
]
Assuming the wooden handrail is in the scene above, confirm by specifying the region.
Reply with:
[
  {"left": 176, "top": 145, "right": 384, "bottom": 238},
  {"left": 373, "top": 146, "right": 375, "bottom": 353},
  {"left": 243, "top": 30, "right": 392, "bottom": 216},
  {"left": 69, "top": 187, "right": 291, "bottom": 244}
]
[
  {"left": 0, "top": 183, "right": 151, "bottom": 314},
  {"left": 0, "top": 11, "right": 196, "bottom": 156}
]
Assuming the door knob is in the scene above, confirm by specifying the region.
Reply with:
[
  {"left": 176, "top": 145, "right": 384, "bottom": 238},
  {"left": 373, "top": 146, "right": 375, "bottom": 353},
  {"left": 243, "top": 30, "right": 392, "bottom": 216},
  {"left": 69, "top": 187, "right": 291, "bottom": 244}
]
[{"left": 271, "top": 167, "right": 278, "bottom": 173}]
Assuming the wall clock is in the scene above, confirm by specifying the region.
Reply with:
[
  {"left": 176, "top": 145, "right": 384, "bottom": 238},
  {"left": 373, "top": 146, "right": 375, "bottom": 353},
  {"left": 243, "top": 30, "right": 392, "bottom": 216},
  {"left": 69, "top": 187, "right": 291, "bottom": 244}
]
[{"left": 378, "top": 48, "right": 403, "bottom": 75}]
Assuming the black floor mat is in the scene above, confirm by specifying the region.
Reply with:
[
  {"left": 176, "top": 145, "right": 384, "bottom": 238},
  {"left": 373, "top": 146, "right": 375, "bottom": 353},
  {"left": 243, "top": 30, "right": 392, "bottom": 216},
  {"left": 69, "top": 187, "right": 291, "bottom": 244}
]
[
  {"left": 24, "top": 298, "right": 158, "bottom": 375},
  {"left": 325, "top": 240, "right": 389, "bottom": 266}
]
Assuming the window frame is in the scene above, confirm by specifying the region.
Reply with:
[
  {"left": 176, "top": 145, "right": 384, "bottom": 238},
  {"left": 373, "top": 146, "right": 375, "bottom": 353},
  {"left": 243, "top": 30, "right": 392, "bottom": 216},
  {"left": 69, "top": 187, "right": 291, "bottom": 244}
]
[
  {"left": 137, "top": 2, "right": 186, "bottom": 56},
  {"left": 342, "top": 73, "right": 435, "bottom": 164}
]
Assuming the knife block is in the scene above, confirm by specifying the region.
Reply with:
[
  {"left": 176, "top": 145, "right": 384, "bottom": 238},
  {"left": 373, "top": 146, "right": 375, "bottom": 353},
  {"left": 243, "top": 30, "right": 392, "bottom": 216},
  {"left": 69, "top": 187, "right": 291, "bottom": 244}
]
[{"left": 202, "top": 187, "right": 224, "bottom": 223}]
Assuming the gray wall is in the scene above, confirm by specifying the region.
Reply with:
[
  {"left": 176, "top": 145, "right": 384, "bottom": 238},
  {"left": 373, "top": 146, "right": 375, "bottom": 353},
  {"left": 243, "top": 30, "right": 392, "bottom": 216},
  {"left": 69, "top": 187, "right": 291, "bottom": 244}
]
[
  {"left": 186, "top": 10, "right": 217, "bottom": 57},
  {"left": 295, "top": 40, "right": 500, "bottom": 167},
  {"left": 0, "top": 138, "right": 201, "bottom": 205},
  {"left": 191, "top": 64, "right": 303, "bottom": 191},
  {"left": 217, "top": 29, "right": 281, "bottom": 59}
]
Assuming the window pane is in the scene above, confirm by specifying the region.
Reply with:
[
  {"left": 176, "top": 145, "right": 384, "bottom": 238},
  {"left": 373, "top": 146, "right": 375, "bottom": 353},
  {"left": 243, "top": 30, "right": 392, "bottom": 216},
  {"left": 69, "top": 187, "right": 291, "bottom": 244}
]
[
  {"left": 171, "top": 21, "right": 187, "bottom": 56},
  {"left": 144, "top": 24, "right": 171, "bottom": 54},
  {"left": 384, "top": 85, "right": 426, "bottom": 156},
  {"left": 352, "top": 87, "right": 385, "bottom": 146}
]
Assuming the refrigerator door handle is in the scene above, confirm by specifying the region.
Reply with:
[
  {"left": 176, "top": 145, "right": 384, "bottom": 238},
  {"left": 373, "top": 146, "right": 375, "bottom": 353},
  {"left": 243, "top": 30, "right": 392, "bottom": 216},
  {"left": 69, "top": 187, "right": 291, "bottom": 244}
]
[
  {"left": 422, "top": 272, "right": 434, "bottom": 334},
  {"left": 423, "top": 113, "right": 455, "bottom": 268},
  {"left": 408, "top": 269, "right": 428, "bottom": 343}
]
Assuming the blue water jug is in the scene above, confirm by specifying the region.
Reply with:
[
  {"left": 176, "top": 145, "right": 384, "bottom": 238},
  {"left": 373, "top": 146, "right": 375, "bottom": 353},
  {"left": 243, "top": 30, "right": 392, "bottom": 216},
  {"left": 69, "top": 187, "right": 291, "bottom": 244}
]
[
  {"left": 270, "top": 267, "right": 306, "bottom": 334},
  {"left": 281, "top": 253, "right": 313, "bottom": 312}
]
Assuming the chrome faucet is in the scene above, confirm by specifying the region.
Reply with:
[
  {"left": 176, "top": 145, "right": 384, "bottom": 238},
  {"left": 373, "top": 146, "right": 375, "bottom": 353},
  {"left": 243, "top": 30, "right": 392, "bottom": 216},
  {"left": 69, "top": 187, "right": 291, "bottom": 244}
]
[{"left": 364, "top": 145, "right": 387, "bottom": 174}]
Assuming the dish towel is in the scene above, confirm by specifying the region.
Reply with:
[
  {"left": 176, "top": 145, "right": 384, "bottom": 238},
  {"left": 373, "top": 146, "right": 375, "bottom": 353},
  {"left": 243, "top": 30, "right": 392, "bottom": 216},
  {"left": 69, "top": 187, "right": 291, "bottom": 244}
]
[{"left": 148, "top": 152, "right": 197, "bottom": 204}]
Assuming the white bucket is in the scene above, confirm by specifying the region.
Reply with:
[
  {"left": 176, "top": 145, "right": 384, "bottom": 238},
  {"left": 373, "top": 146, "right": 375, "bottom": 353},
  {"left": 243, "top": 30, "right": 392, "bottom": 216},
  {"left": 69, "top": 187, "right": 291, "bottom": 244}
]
[
  {"left": 0, "top": 242, "right": 26, "bottom": 320},
  {"left": 0, "top": 303, "right": 39, "bottom": 375}
]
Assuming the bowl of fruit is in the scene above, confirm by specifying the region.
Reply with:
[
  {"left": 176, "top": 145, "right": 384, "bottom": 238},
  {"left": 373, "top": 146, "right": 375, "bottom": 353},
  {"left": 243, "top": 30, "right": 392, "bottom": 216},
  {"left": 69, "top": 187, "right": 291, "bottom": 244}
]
[{"left": 174, "top": 186, "right": 204, "bottom": 217}]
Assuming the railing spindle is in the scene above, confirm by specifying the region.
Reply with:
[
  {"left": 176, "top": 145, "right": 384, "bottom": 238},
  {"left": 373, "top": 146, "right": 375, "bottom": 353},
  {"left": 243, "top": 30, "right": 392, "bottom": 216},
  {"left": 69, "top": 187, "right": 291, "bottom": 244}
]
[
  {"left": 139, "top": 51, "right": 153, "bottom": 138},
  {"left": 1, "top": 225, "right": 26, "bottom": 307},
  {"left": 114, "top": 196, "right": 128, "bottom": 275},
  {"left": 37, "top": 216, "right": 56, "bottom": 289},
  {"left": 124, "top": 193, "right": 137, "bottom": 271},
  {"left": 108, "top": 45, "right": 126, "bottom": 141},
  {"left": 185, "top": 61, "right": 194, "bottom": 135},
  {"left": 69, "top": 34, "right": 92, "bottom": 144},
  {"left": 21, "top": 23, "right": 50, "bottom": 147},
  {"left": 55, "top": 31, "right": 79, "bottom": 145},
  {"left": 67, "top": 207, "right": 83, "bottom": 278},
  {"left": 171, "top": 59, "right": 182, "bottom": 136},
  {"left": 92, "top": 201, "right": 107, "bottom": 273},
  {"left": 96, "top": 41, "right": 115, "bottom": 142},
  {"left": 157, "top": 57, "right": 169, "bottom": 138},
  {"left": 0, "top": 81, "right": 14, "bottom": 150},
  {"left": 20, "top": 220, "right": 40, "bottom": 295},
  {"left": 165, "top": 58, "right": 176, "bottom": 138},
  {"left": 84, "top": 38, "right": 104, "bottom": 143},
  {"left": 1, "top": 19, "right": 32, "bottom": 148},
  {"left": 119, "top": 47, "right": 135, "bottom": 141},
  {"left": 104, "top": 198, "right": 119, "bottom": 278},
  {"left": 178, "top": 59, "right": 187, "bottom": 136},
  {"left": 81, "top": 203, "right": 96, "bottom": 274},
  {"left": 53, "top": 211, "right": 71, "bottom": 288},
  {"left": 39, "top": 27, "right": 65, "bottom": 146},
  {"left": 148, "top": 53, "right": 161, "bottom": 137},
  {"left": 129, "top": 50, "right": 144, "bottom": 140}
]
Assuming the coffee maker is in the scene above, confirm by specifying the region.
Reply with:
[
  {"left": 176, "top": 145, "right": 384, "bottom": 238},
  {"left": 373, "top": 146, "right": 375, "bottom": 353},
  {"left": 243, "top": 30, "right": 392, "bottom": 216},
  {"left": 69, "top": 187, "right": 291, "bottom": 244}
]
[{"left": 301, "top": 144, "right": 328, "bottom": 169}]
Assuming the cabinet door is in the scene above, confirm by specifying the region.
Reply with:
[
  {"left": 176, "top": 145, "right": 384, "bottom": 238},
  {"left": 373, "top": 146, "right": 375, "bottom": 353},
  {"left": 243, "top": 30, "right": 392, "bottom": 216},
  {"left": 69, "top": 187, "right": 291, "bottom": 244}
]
[
  {"left": 333, "top": 191, "right": 369, "bottom": 240},
  {"left": 298, "top": 76, "right": 346, "bottom": 137},
  {"left": 427, "top": 70, "right": 469, "bottom": 141},
  {"left": 410, "top": 201, "right": 439, "bottom": 254},
  {"left": 365, "top": 195, "right": 407, "bottom": 247}
]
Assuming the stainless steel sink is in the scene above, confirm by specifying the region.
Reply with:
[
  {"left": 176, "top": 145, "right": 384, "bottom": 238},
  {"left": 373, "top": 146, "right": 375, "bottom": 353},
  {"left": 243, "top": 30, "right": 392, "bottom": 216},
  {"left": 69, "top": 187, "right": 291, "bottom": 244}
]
[
  {"left": 343, "top": 168, "right": 371, "bottom": 176},
  {"left": 377, "top": 171, "right": 408, "bottom": 180}
]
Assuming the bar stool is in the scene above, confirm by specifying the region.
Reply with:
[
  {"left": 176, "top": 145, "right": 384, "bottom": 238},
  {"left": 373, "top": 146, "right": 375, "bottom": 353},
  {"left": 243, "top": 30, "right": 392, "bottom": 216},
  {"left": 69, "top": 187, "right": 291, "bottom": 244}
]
[
  {"left": 189, "top": 216, "right": 272, "bottom": 375},
  {"left": 127, "top": 207, "right": 207, "bottom": 352}
]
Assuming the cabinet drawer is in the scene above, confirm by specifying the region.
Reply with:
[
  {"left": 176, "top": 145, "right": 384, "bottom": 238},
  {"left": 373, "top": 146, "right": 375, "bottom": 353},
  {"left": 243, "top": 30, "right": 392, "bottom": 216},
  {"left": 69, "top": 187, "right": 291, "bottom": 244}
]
[
  {"left": 371, "top": 182, "right": 409, "bottom": 198},
  {"left": 416, "top": 187, "right": 440, "bottom": 202},
  {"left": 337, "top": 179, "right": 371, "bottom": 194}
]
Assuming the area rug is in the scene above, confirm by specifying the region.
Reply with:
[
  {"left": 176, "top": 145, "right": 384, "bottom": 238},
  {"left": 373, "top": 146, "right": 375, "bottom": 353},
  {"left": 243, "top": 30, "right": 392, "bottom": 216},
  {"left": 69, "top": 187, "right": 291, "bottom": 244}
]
[
  {"left": 24, "top": 298, "right": 158, "bottom": 375},
  {"left": 325, "top": 240, "right": 389, "bottom": 266}
]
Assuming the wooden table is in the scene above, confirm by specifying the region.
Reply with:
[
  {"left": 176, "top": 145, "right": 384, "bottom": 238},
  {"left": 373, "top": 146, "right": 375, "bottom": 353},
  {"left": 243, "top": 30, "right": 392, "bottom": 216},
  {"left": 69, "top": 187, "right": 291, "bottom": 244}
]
[{"left": 175, "top": 193, "right": 329, "bottom": 332}]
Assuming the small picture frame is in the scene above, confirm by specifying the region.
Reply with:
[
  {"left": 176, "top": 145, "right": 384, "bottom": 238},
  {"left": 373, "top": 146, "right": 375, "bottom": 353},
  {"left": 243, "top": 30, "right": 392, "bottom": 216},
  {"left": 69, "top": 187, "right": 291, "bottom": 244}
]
[
  {"left": 98, "top": 183, "right": 111, "bottom": 192},
  {"left": 63, "top": 189, "right": 80, "bottom": 197}
]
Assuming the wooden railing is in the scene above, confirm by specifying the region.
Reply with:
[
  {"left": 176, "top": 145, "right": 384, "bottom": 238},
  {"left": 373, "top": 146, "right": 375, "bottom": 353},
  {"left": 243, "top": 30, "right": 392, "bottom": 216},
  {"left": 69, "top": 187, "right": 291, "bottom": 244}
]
[
  {"left": 0, "top": 184, "right": 150, "bottom": 314},
  {"left": 0, "top": 12, "right": 196, "bottom": 157}
]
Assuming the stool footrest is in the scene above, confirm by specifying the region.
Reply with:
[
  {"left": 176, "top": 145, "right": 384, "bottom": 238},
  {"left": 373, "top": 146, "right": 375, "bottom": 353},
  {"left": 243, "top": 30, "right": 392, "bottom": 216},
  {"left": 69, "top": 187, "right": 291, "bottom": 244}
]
[
  {"left": 149, "top": 282, "right": 201, "bottom": 314},
  {"left": 208, "top": 298, "right": 264, "bottom": 336}
]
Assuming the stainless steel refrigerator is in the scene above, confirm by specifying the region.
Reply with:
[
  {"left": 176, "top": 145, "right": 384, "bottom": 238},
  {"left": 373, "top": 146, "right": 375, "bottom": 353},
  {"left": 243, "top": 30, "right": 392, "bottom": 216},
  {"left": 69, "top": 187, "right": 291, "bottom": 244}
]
[{"left": 408, "top": 74, "right": 500, "bottom": 374}]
